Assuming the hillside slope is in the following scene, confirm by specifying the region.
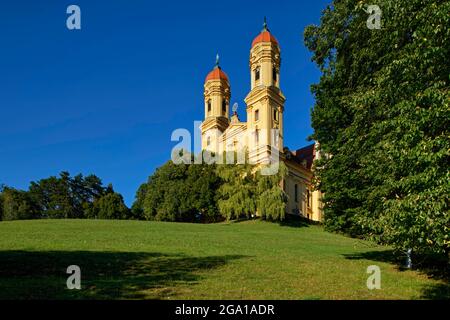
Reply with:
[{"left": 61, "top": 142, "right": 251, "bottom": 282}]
[{"left": 0, "top": 219, "right": 447, "bottom": 299}]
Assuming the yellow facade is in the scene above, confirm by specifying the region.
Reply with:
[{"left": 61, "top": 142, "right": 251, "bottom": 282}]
[{"left": 200, "top": 22, "right": 323, "bottom": 222}]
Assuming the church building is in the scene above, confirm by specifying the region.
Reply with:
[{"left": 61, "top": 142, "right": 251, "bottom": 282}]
[{"left": 200, "top": 20, "right": 323, "bottom": 221}]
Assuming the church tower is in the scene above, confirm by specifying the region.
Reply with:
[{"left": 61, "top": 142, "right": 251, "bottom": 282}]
[
  {"left": 201, "top": 55, "right": 231, "bottom": 152},
  {"left": 245, "top": 18, "right": 285, "bottom": 164}
]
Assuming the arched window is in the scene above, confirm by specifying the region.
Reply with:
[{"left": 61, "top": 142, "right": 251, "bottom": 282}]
[
  {"left": 255, "top": 67, "right": 260, "bottom": 81},
  {"left": 222, "top": 99, "right": 227, "bottom": 114},
  {"left": 207, "top": 137, "right": 211, "bottom": 146},
  {"left": 255, "top": 128, "right": 260, "bottom": 145},
  {"left": 255, "top": 109, "right": 259, "bottom": 121},
  {"left": 273, "top": 109, "right": 278, "bottom": 121},
  {"left": 272, "top": 67, "right": 277, "bottom": 83},
  {"left": 207, "top": 100, "right": 211, "bottom": 113}
]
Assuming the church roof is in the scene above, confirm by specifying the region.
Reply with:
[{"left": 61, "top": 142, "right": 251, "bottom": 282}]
[
  {"left": 291, "top": 143, "right": 315, "bottom": 170},
  {"left": 252, "top": 18, "right": 279, "bottom": 48},
  {"left": 252, "top": 30, "right": 279, "bottom": 48},
  {"left": 205, "top": 66, "right": 229, "bottom": 82}
]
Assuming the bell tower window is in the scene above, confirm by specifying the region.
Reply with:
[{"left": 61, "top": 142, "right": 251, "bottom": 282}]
[
  {"left": 255, "top": 67, "right": 260, "bottom": 82},
  {"left": 222, "top": 100, "right": 227, "bottom": 115},
  {"left": 207, "top": 100, "right": 211, "bottom": 113},
  {"left": 272, "top": 67, "right": 277, "bottom": 83}
]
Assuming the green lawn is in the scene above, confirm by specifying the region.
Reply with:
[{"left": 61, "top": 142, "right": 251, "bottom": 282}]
[{"left": 0, "top": 219, "right": 447, "bottom": 299}]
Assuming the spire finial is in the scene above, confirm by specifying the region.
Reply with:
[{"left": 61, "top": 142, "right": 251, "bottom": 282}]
[
  {"left": 215, "top": 53, "right": 220, "bottom": 68},
  {"left": 262, "top": 16, "right": 269, "bottom": 32}
]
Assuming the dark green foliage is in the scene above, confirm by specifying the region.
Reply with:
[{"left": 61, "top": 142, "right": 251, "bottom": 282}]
[
  {"left": 0, "top": 187, "right": 40, "bottom": 221},
  {"left": 91, "top": 192, "right": 130, "bottom": 220},
  {"left": 29, "top": 173, "right": 76, "bottom": 218},
  {"left": 186, "top": 163, "right": 222, "bottom": 222},
  {"left": 133, "top": 151, "right": 288, "bottom": 223},
  {"left": 256, "top": 163, "right": 288, "bottom": 221},
  {"left": 0, "top": 172, "right": 128, "bottom": 221},
  {"left": 215, "top": 151, "right": 288, "bottom": 221},
  {"left": 216, "top": 162, "right": 257, "bottom": 220},
  {"left": 304, "top": 0, "right": 449, "bottom": 256},
  {"left": 134, "top": 159, "right": 222, "bottom": 222},
  {"left": 131, "top": 183, "right": 147, "bottom": 219},
  {"left": 28, "top": 172, "right": 107, "bottom": 219}
]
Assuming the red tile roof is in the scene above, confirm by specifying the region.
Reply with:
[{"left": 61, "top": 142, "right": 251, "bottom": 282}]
[
  {"left": 252, "top": 31, "right": 279, "bottom": 48},
  {"left": 205, "top": 67, "right": 229, "bottom": 82},
  {"left": 291, "top": 143, "right": 315, "bottom": 170}
]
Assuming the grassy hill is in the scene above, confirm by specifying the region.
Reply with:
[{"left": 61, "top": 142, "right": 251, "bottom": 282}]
[{"left": 0, "top": 219, "right": 447, "bottom": 299}]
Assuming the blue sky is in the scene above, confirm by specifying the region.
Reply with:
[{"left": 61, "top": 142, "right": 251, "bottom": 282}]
[{"left": 0, "top": 0, "right": 329, "bottom": 206}]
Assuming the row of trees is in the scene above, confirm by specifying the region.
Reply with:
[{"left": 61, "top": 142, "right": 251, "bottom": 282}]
[
  {"left": 132, "top": 160, "right": 221, "bottom": 222},
  {"left": 0, "top": 172, "right": 131, "bottom": 221},
  {"left": 132, "top": 152, "right": 288, "bottom": 222},
  {"left": 304, "top": 0, "right": 449, "bottom": 257},
  {"left": 1, "top": 155, "right": 288, "bottom": 224}
]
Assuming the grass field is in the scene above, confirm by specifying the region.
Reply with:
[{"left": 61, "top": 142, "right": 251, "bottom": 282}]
[{"left": 0, "top": 219, "right": 448, "bottom": 300}]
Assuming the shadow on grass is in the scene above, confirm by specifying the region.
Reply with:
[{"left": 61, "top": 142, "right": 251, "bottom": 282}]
[
  {"left": 216, "top": 215, "right": 313, "bottom": 228},
  {"left": 279, "top": 214, "right": 312, "bottom": 228},
  {"left": 0, "top": 250, "right": 247, "bottom": 300},
  {"left": 343, "top": 250, "right": 450, "bottom": 300},
  {"left": 343, "top": 250, "right": 401, "bottom": 264},
  {"left": 420, "top": 283, "right": 450, "bottom": 300}
]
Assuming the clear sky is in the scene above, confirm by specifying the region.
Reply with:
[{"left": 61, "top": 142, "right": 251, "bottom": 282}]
[{"left": 0, "top": 0, "right": 330, "bottom": 206}]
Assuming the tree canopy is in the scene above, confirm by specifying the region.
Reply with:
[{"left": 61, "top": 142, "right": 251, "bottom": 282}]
[
  {"left": 0, "top": 172, "right": 130, "bottom": 221},
  {"left": 304, "top": 0, "right": 449, "bottom": 256},
  {"left": 132, "top": 151, "right": 288, "bottom": 223},
  {"left": 91, "top": 192, "right": 130, "bottom": 220},
  {"left": 215, "top": 153, "right": 288, "bottom": 221},
  {"left": 132, "top": 159, "right": 222, "bottom": 222},
  {"left": 0, "top": 187, "right": 40, "bottom": 221}
]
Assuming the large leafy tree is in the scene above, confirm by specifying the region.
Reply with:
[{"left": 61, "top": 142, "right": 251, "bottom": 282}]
[
  {"left": 304, "top": 0, "right": 449, "bottom": 256},
  {"left": 29, "top": 173, "right": 74, "bottom": 218},
  {"left": 256, "top": 162, "right": 288, "bottom": 221},
  {"left": 216, "top": 151, "right": 288, "bottom": 221},
  {"left": 0, "top": 172, "right": 127, "bottom": 221},
  {"left": 130, "top": 183, "right": 147, "bottom": 219},
  {"left": 133, "top": 159, "right": 222, "bottom": 222},
  {"left": 133, "top": 151, "right": 288, "bottom": 222},
  {"left": 1, "top": 187, "right": 40, "bottom": 221},
  {"left": 216, "top": 161, "right": 257, "bottom": 220},
  {"left": 185, "top": 162, "right": 222, "bottom": 222},
  {"left": 91, "top": 192, "right": 130, "bottom": 220},
  {"left": 28, "top": 172, "right": 107, "bottom": 218}
]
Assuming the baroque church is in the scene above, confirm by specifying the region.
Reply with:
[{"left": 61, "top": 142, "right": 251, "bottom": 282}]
[{"left": 200, "top": 20, "right": 323, "bottom": 221}]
